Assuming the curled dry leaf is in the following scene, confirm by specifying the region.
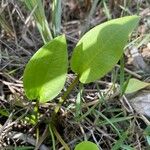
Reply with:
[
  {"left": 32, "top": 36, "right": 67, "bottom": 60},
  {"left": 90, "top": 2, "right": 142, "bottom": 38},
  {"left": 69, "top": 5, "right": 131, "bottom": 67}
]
[
  {"left": 127, "top": 90, "right": 150, "bottom": 117},
  {"left": 125, "top": 78, "right": 150, "bottom": 117},
  {"left": 129, "top": 46, "right": 150, "bottom": 73}
]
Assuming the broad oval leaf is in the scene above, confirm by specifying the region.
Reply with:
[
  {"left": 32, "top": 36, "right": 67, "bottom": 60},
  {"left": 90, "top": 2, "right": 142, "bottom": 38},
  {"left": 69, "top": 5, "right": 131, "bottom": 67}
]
[
  {"left": 125, "top": 78, "right": 150, "bottom": 94},
  {"left": 71, "top": 16, "right": 139, "bottom": 83},
  {"left": 75, "top": 141, "right": 99, "bottom": 150},
  {"left": 23, "top": 35, "right": 68, "bottom": 103}
]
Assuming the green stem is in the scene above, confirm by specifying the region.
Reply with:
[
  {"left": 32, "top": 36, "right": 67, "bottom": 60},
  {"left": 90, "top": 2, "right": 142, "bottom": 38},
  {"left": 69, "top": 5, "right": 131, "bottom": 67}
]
[
  {"left": 120, "top": 55, "right": 125, "bottom": 96},
  {"left": 49, "top": 124, "right": 56, "bottom": 150},
  {"left": 52, "top": 124, "right": 70, "bottom": 150},
  {"left": 54, "top": 76, "right": 79, "bottom": 114},
  {"left": 35, "top": 100, "right": 39, "bottom": 146},
  {"left": 49, "top": 76, "right": 79, "bottom": 149}
]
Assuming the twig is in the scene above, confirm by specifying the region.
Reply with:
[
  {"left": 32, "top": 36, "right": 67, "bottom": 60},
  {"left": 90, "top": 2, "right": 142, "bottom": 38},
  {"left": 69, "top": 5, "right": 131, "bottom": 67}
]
[
  {"left": 116, "top": 64, "right": 142, "bottom": 79},
  {"left": 82, "top": 90, "right": 120, "bottom": 108}
]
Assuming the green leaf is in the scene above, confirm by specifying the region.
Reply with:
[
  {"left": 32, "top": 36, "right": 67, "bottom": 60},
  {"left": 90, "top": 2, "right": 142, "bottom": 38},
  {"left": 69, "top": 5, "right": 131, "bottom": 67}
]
[
  {"left": 75, "top": 141, "right": 99, "bottom": 150},
  {"left": 125, "top": 78, "right": 150, "bottom": 94},
  {"left": 23, "top": 35, "right": 68, "bottom": 103},
  {"left": 71, "top": 15, "right": 139, "bottom": 83}
]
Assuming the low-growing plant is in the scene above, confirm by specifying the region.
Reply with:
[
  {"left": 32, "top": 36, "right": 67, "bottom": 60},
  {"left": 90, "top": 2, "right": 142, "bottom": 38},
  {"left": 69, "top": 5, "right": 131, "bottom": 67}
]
[{"left": 23, "top": 16, "right": 139, "bottom": 149}]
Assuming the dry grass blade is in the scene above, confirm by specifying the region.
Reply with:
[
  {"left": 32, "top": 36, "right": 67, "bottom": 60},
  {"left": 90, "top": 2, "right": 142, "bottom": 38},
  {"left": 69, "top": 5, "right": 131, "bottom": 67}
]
[
  {"left": 24, "top": 0, "right": 53, "bottom": 43},
  {"left": 10, "top": 131, "right": 49, "bottom": 150},
  {"left": 0, "top": 11, "right": 14, "bottom": 37},
  {"left": 81, "top": 0, "right": 99, "bottom": 35},
  {"left": 52, "top": 0, "right": 62, "bottom": 37}
]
